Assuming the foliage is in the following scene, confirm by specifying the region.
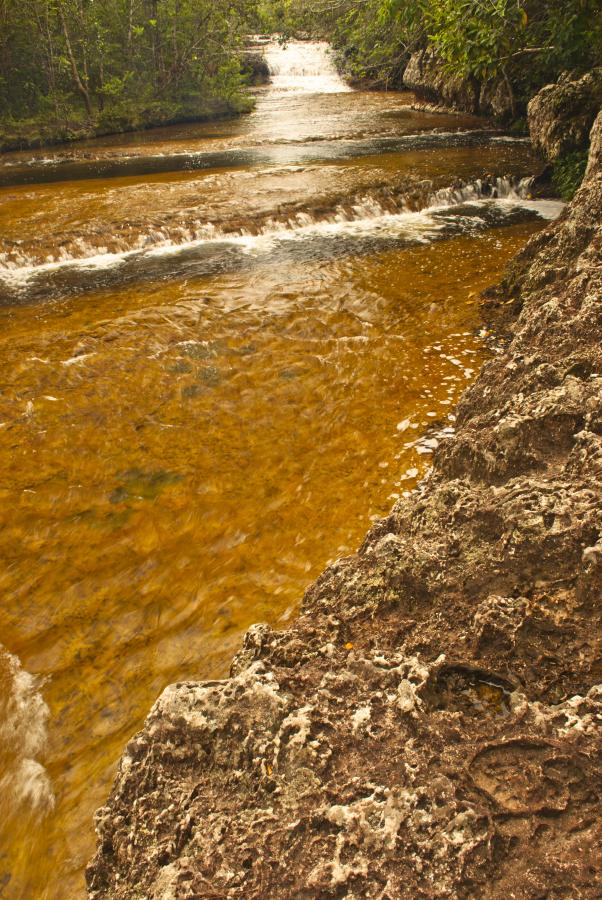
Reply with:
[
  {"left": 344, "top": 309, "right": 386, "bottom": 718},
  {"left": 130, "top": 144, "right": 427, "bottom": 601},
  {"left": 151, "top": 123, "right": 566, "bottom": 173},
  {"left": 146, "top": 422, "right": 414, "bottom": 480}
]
[
  {"left": 252, "top": 0, "right": 303, "bottom": 34},
  {"left": 330, "top": 0, "right": 413, "bottom": 87},
  {"left": 421, "top": 0, "right": 602, "bottom": 91},
  {"left": 295, "top": 0, "right": 602, "bottom": 97},
  {"left": 2, "top": 0, "right": 601, "bottom": 145},
  {"left": 423, "top": 0, "right": 526, "bottom": 80},
  {"left": 552, "top": 148, "right": 589, "bottom": 200},
  {"left": 0, "top": 0, "right": 257, "bottom": 142}
]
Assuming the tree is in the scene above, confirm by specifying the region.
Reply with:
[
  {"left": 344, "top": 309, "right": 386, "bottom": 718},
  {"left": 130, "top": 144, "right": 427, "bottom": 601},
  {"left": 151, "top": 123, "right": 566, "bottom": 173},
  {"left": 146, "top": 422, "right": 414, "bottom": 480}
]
[{"left": 0, "top": 0, "right": 256, "bottom": 140}]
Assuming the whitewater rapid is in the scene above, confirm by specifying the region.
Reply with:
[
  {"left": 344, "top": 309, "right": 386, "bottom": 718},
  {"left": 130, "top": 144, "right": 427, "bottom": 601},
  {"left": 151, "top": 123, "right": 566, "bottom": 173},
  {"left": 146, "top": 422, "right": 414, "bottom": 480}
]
[{"left": 0, "top": 176, "right": 564, "bottom": 301}]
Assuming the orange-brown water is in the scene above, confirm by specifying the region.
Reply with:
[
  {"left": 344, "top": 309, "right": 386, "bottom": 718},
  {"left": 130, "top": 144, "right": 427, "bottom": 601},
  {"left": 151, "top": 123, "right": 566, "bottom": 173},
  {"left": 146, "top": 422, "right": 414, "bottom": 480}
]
[{"left": 0, "top": 42, "right": 560, "bottom": 898}]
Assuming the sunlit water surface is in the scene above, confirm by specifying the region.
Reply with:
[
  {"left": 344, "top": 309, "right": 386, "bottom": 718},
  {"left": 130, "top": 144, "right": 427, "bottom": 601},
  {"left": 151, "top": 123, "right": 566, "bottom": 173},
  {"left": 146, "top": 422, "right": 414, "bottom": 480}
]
[{"left": 0, "top": 41, "right": 561, "bottom": 898}]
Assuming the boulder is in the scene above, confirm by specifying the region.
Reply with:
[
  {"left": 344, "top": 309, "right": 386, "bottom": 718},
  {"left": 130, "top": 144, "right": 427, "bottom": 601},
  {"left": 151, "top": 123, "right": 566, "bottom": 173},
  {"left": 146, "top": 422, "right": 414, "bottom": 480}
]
[
  {"left": 241, "top": 50, "right": 270, "bottom": 85},
  {"left": 528, "top": 68, "right": 602, "bottom": 160},
  {"left": 403, "top": 49, "right": 480, "bottom": 114}
]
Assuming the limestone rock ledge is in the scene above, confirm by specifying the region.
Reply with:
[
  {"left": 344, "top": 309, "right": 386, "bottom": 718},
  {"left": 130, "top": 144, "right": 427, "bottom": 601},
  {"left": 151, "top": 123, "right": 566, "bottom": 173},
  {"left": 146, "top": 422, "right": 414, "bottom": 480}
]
[
  {"left": 87, "top": 114, "right": 602, "bottom": 899},
  {"left": 402, "top": 50, "right": 513, "bottom": 119},
  {"left": 403, "top": 50, "right": 480, "bottom": 115},
  {"left": 528, "top": 69, "right": 602, "bottom": 161}
]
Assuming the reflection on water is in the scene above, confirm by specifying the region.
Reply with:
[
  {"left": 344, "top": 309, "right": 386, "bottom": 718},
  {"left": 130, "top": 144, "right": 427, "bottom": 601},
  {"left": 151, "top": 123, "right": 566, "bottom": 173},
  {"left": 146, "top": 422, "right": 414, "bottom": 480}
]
[{"left": 0, "top": 41, "right": 557, "bottom": 898}]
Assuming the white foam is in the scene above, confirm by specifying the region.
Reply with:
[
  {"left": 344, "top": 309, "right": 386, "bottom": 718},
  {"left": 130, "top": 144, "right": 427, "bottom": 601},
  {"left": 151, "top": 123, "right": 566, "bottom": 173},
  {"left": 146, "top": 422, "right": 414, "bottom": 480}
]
[
  {"left": 0, "top": 177, "right": 564, "bottom": 294},
  {"left": 489, "top": 135, "right": 531, "bottom": 144},
  {"left": 505, "top": 198, "right": 566, "bottom": 220},
  {"left": 264, "top": 40, "right": 351, "bottom": 94},
  {"left": 0, "top": 645, "right": 54, "bottom": 814}
]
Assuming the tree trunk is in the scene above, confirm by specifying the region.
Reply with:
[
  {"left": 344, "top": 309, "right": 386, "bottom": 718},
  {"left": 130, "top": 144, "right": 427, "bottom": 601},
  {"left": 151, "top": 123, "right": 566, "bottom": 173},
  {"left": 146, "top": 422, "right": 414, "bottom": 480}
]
[
  {"left": 500, "top": 65, "right": 516, "bottom": 119},
  {"left": 127, "top": 0, "right": 134, "bottom": 63},
  {"left": 58, "top": 0, "right": 93, "bottom": 119}
]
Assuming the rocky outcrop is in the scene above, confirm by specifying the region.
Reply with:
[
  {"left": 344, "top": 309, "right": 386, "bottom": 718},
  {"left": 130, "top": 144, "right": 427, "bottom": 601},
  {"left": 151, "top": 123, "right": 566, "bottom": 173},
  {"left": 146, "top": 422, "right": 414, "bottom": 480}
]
[
  {"left": 87, "top": 114, "right": 602, "bottom": 898},
  {"left": 403, "top": 50, "right": 514, "bottom": 119},
  {"left": 403, "top": 50, "right": 480, "bottom": 114},
  {"left": 528, "top": 68, "right": 602, "bottom": 160},
  {"left": 241, "top": 51, "right": 270, "bottom": 86},
  {"left": 478, "top": 77, "right": 514, "bottom": 120}
]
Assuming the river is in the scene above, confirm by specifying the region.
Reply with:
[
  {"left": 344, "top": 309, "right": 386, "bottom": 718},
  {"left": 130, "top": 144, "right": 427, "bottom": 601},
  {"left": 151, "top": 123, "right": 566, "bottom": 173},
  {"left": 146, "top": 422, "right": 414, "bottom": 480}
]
[{"left": 0, "top": 41, "right": 562, "bottom": 898}]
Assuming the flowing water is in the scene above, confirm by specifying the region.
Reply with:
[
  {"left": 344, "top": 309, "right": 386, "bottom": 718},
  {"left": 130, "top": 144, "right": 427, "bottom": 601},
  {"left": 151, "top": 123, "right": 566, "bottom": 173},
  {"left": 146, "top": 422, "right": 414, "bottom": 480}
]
[{"left": 0, "top": 41, "right": 563, "bottom": 898}]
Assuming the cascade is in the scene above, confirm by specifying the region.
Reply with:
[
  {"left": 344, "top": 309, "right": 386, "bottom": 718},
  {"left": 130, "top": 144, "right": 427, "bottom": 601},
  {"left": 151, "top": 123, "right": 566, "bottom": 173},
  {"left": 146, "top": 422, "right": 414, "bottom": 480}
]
[{"left": 262, "top": 40, "right": 352, "bottom": 94}]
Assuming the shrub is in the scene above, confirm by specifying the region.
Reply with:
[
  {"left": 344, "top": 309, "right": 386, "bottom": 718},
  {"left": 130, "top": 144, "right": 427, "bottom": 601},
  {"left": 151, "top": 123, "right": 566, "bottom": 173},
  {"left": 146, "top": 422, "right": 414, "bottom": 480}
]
[{"left": 552, "top": 149, "right": 589, "bottom": 200}]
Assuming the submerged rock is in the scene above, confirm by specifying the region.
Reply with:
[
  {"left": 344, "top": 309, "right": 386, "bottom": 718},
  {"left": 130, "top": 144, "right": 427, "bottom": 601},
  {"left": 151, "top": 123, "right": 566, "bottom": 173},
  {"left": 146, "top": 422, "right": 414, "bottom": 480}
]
[{"left": 87, "top": 115, "right": 602, "bottom": 897}]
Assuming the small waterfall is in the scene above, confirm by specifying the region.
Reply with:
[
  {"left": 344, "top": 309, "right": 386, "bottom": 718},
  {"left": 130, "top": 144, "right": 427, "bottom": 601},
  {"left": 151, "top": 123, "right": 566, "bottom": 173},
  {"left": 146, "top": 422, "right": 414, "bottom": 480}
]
[
  {"left": 0, "top": 176, "right": 563, "bottom": 293},
  {"left": 426, "top": 176, "right": 534, "bottom": 208},
  {"left": 263, "top": 40, "right": 351, "bottom": 95}
]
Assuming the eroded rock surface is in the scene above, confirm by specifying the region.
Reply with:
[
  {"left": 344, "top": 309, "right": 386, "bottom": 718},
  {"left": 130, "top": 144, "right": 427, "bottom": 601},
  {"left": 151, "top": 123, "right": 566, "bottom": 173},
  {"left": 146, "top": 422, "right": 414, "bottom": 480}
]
[
  {"left": 403, "top": 50, "right": 480, "bottom": 114},
  {"left": 403, "top": 50, "right": 513, "bottom": 119},
  {"left": 528, "top": 69, "right": 602, "bottom": 160},
  {"left": 87, "top": 114, "right": 602, "bottom": 898}
]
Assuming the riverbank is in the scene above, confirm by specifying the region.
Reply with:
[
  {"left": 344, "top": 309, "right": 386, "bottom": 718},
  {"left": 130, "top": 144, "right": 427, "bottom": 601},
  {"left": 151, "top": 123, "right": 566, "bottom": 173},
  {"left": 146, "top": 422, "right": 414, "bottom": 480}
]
[
  {"left": 86, "top": 94, "right": 602, "bottom": 898},
  {"left": 0, "top": 95, "right": 255, "bottom": 155}
]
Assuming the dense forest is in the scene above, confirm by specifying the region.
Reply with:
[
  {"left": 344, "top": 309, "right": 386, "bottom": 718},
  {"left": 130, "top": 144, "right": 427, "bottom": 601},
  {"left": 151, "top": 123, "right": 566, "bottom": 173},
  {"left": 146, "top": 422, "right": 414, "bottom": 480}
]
[
  {"left": 0, "top": 0, "right": 259, "bottom": 147},
  {"left": 1, "top": 0, "right": 601, "bottom": 149}
]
